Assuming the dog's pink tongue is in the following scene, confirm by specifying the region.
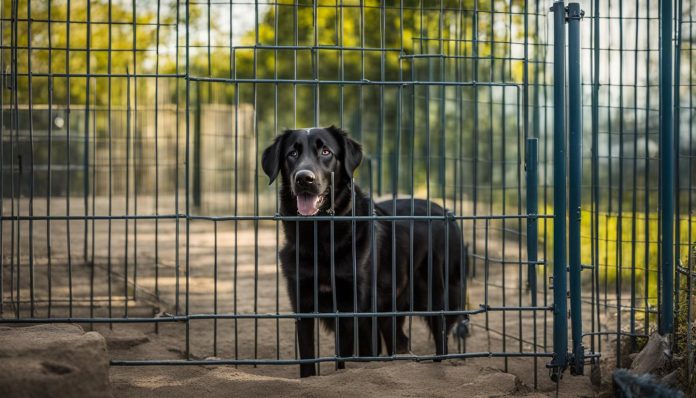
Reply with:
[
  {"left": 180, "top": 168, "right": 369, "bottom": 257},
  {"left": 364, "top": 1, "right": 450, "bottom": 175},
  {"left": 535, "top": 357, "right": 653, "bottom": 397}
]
[{"left": 297, "top": 193, "right": 320, "bottom": 216}]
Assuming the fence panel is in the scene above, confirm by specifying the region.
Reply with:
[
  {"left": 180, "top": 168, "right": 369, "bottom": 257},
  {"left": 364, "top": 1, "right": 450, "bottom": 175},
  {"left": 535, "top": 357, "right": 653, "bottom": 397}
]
[{"left": 0, "top": 0, "right": 693, "bottom": 392}]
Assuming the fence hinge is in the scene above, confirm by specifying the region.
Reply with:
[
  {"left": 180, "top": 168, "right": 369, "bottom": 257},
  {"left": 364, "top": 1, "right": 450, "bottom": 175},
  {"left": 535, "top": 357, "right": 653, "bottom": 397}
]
[{"left": 565, "top": 6, "right": 585, "bottom": 21}]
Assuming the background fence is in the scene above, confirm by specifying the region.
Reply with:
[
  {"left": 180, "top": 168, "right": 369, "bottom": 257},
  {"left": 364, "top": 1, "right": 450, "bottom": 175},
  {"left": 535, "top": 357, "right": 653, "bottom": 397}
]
[{"left": 0, "top": 0, "right": 694, "bottom": 392}]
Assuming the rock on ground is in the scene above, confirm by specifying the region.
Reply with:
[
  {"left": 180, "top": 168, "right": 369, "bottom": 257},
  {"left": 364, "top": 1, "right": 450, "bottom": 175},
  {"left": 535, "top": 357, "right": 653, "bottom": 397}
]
[
  {"left": 0, "top": 324, "right": 113, "bottom": 398},
  {"left": 629, "top": 332, "right": 670, "bottom": 375},
  {"left": 98, "top": 328, "right": 150, "bottom": 350}
]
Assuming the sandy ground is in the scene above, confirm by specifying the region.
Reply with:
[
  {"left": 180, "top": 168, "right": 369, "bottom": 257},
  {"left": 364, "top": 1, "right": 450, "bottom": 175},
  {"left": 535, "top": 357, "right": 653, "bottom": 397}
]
[
  {"left": 2, "top": 196, "right": 608, "bottom": 397},
  {"left": 100, "top": 319, "right": 598, "bottom": 398}
]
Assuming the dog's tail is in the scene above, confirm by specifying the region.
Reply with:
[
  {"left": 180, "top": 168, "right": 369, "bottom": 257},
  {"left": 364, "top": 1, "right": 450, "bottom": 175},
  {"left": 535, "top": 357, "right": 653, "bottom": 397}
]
[
  {"left": 452, "top": 241, "right": 471, "bottom": 339},
  {"left": 444, "top": 215, "right": 470, "bottom": 340}
]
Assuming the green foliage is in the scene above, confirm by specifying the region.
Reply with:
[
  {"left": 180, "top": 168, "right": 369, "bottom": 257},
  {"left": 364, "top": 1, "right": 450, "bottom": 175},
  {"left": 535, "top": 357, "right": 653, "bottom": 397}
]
[
  {"left": 3, "top": 0, "right": 531, "bottom": 199},
  {"left": 4, "top": 0, "right": 179, "bottom": 106},
  {"left": 168, "top": 0, "right": 520, "bottom": 194},
  {"left": 538, "top": 206, "right": 696, "bottom": 323}
]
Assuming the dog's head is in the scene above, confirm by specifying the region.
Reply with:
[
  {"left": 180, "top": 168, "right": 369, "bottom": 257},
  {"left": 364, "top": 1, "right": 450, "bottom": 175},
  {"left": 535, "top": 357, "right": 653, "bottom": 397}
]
[{"left": 262, "top": 126, "right": 362, "bottom": 216}]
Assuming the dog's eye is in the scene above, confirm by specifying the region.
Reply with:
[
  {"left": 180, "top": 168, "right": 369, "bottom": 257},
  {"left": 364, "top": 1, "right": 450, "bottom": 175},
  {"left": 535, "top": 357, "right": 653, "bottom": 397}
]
[
  {"left": 288, "top": 150, "right": 298, "bottom": 158},
  {"left": 321, "top": 147, "right": 332, "bottom": 157}
]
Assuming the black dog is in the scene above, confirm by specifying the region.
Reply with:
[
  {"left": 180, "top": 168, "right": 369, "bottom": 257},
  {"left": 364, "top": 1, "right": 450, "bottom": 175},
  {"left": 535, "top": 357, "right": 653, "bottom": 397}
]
[{"left": 262, "top": 126, "right": 467, "bottom": 378}]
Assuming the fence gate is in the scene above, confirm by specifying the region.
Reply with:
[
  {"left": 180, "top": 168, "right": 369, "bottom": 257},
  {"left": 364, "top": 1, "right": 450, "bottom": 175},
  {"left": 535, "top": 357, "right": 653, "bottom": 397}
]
[{"left": 552, "top": 0, "right": 692, "bottom": 387}]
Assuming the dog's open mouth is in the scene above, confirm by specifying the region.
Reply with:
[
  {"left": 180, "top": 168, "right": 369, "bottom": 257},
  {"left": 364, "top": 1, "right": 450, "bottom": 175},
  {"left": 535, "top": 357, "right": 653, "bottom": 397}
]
[{"left": 296, "top": 193, "right": 323, "bottom": 216}]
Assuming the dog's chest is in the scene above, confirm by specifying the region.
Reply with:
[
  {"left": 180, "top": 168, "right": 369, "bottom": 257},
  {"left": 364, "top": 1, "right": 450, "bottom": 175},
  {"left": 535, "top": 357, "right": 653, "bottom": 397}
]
[
  {"left": 319, "top": 283, "right": 332, "bottom": 293},
  {"left": 279, "top": 219, "right": 374, "bottom": 294},
  {"left": 280, "top": 241, "right": 369, "bottom": 290}
]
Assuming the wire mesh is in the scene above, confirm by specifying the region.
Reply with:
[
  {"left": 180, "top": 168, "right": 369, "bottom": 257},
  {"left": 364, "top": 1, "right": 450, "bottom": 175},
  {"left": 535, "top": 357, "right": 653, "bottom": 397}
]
[
  {"left": 565, "top": 0, "right": 696, "bottom": 389},
  {"left": 0, "top": 0, "right": 693, "bottom": 390}
]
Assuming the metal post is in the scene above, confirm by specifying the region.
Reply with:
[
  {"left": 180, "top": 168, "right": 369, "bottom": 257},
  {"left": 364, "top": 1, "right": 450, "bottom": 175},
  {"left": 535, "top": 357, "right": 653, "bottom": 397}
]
[
  {"left": 590, "top": 0, "right": 601, "bottom": 361},
  {"left": 550, "top": 0, "right": 568, "bottom": 379},
  {"left": 567, "top": 2, "right": 584, "bottom": 376},
  {"left": 659, "top": 0, "right": 675, "bottom": 336},
  {"left": 527, "top": 138, "right": 538, "bottom": 306}
]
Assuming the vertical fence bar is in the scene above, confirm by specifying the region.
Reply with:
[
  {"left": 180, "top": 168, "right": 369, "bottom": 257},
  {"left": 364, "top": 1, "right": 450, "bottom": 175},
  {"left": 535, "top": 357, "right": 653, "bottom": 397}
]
[
  {"left": 193, "top": 84, "right": 201, "bottom": 208},
  {"left": 0, "top": 0, "right": 5, "bottom": 317},
  {"left": 550, "top": 0, "right": 568, "bottom": 377},
  {"left": 84, "top": 0, "right": 92, "bottom": 321},
  {"left": 65, "top": 0, "right": 73, "bottom": 319},
  {"left": 184, "top": 0, "right": 191, "bottom": 359},
  {"left": 107, "top": 0, "right": 113, "bottom": 325},
  {"left": 526, "top": 137, "right": 539, "bottom": 387},
  {"left": 27, "top": 0, "right": 35, "bottom": 319},
  {"left": 132, "top": 0, "right": 139, "bottom": 303},
  {"left": 643, "top": 0, "right": 652, "bottom": 341},
  {"left": 83, "top": 0, "right": 90, "bottom": 265},
  {"left": 471, "top": 2, "right": 479, "bottom": 279},
  {"left": 630, "top": 0, "right": 640, "bottom": 352},
  {"left": 174, "top": 0, "right": 181, "bottom": 317},
  {"left": 616, "top": 0, "right": 624, "bottom": 366},
  {"left": 567, "top": 2, "right": 584, "bottom": 376},
  {"left": 687, "top": 0, "right": 695, "bottom": 382},
  {"left": 254, "top": 0, "right": 261, "bottom": 367},
  {"left": 154, "top": 0, "right": 161, "bottom": 332},
  {"left": 535, "top": 0, "right": 548, "bottom": 353},
  {"left": 673, "top": 0, "right": 683, "bottom": 327},
  {"left": 659, "top": 0, "right": 675, "bottom": 336},
  {"left": 527, "top": 138, "right": 538, "bottom": 306},
  {"left": 125, "top": 70, "right": 131, "bottom": 317},
  {"left": 274, "top": 0, "right": 280, "bottom": 361},
  {"left": 590, "top": 0, "right": 601, "bottom": 359},
  {"left": 10, "top": 0, "right": 18, "bottom": 319},
  {"left": 541, "top": 0, "right": 550, "bottom": 354},
  {"left": 47, "top": 2, "right": 53, "bottom": 320},
  {"left": 213, "top": 221, "right": 218, "bottom": 356}
]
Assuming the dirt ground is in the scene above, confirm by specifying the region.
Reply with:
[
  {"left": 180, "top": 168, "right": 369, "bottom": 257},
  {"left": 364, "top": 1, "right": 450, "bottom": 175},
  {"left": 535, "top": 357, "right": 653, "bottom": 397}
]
[
  {"left": 100, "top": 321, "right": 598, "bottom": 398},
  {"left": 2, "top": 196, "right": 606, "bottom": 397}
]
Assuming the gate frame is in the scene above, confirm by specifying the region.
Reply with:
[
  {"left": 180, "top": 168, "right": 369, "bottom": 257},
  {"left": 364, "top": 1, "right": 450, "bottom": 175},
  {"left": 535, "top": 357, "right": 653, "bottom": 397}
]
[{"left": 553, "top": 0, "right": 677, "bottom": 381}]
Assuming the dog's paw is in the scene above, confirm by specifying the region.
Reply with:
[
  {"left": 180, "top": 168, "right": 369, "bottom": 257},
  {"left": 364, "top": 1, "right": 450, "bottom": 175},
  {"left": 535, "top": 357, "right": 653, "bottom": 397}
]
[
  {"left": 454, "top": 317, "right": 471, "bottom": 338},
  {"left": 395, "top": 344, "right": 411, "bottom": 355}
]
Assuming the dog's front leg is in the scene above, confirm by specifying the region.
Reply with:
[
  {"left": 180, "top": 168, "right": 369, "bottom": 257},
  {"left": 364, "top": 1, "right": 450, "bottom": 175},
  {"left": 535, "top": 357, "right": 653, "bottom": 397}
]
[
  {"left": 287, "top": 276, "right": 317, "bottom": 377},
  {"left": 336, "top": 317, "right": 355, "bottom": 369},
  {"left": 357, "top": 316, "right": 381, "bottom": 356},
  {"left": 297, "top": 314, "right": 316, "bottom": 377}
]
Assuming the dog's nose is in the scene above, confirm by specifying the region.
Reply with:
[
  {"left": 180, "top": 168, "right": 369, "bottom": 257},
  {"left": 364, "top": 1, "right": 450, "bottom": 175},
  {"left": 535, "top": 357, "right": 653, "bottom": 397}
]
[{"left": 295, "top": 170, "right": 316, "bottom": 186}]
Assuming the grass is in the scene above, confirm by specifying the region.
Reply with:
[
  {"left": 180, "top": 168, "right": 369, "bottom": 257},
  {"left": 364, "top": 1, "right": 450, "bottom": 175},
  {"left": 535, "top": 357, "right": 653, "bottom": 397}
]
[
  {"left": 538, "top": 206, "right": 696, "bottom": 322},
  {"left": 675, "top": 248, "right": 696, "bottom": 394}
]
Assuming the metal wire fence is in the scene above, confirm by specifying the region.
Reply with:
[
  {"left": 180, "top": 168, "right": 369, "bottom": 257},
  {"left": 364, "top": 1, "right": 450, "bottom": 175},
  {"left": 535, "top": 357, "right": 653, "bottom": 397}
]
[
  {"left": 0, "top": 0, "right": 693, "bottom": 390},
  {"left": 579, "top": 0, "right": 695, "bottom": 387}
]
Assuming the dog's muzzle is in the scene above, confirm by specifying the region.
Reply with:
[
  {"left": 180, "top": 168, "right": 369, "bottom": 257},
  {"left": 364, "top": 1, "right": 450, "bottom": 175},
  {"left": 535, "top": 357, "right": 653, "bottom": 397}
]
[{"left": 293, "top": 170, "right": 323, "bottom": 216}]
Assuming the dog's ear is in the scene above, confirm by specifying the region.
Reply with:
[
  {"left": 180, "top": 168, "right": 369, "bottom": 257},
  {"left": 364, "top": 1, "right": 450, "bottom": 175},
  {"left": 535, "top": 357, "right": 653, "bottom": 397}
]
[
  {"left": 343, "top": 135, "right": 363, "bottom": 177},
  {"left": 262, "top": 132, "right": 286, "bottom": 184},
  {"left": 328, "top": 125, "right": 363, "bottom": 177}
]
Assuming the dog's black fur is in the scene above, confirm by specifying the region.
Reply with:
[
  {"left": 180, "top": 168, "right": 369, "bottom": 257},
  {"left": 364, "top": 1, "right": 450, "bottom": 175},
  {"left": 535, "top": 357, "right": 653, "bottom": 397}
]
[{"left": 262, "top": 126, "right": 467, "bottom": 378}]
